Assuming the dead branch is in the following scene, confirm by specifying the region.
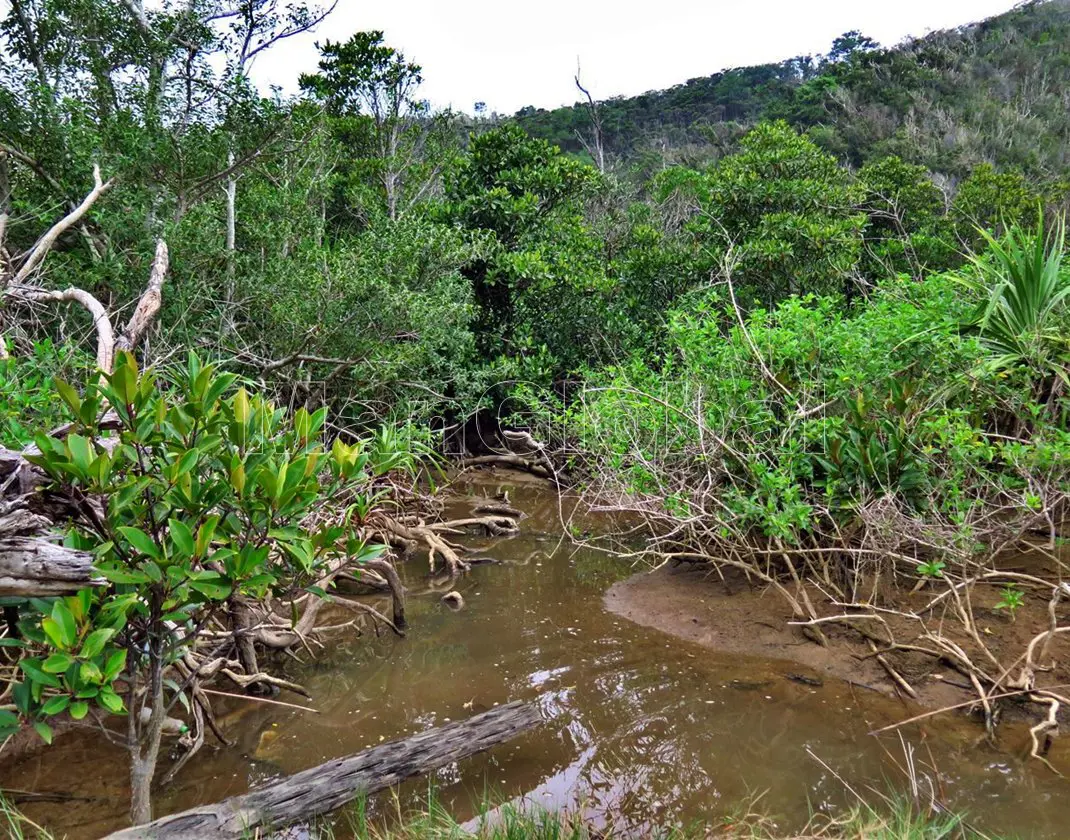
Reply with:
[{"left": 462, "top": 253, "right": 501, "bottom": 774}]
[
  {"left": 116, "top": 240, "right": 169, "bottom": 353},
  {"left": 456, "top": 454, "right": 551, "bottom": 479},
  {"left": 12, "top": 164, "right": 115, "bottom": 285},
  {"left": 7, "top": 285, "right": 115, "bottom": 371}
]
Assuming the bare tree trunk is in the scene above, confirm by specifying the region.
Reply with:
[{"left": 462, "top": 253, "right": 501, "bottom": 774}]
[
  {"left": 127, "top": 619, "right": 166, "bottom": 826},
  {"left": 106, "top": 702, "right": 542, "bottom": 839},
  {"left": 0, "top": 149, "right": 9, "bottom": 359},
  {"left": 229, "top": 596, "right": 258, "bottom": 675},
  {"left": 575, "top": 61, "right": 605, "bottom": 174},
  {"left": 224, "top": 149, "right": 237, "bottom": 332},
  {"left": 0, "top": 149, "right": 10, "bottom": 256}
]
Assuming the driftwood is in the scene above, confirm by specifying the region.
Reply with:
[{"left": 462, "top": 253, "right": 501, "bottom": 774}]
[
  {"left": 0, "top": 537, "right": 102, "bottom": 596},
  {"left": 104, "top": 700, "right": 542, "bottom": 840}
]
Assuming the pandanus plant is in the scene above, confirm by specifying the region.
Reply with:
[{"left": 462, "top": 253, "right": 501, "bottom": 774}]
[{"left": 962, "top": 213, "right": 1069, "bottom": 396}]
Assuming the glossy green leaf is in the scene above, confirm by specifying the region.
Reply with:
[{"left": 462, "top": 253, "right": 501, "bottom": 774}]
[
  {"left": 33, "top": 721, "right": 53, "bottom": 744},
  {"left": 40, "top": 694, "right": 70, "bottom": 716},
  {"left": 80, "top": 628, "right": 116, "bottom": 659},
  {"left": 118, "top": 526, "right": 160, "bottom": 559},
  {"left": 41, "top": 653, "right": 75, "bottom": 673}
]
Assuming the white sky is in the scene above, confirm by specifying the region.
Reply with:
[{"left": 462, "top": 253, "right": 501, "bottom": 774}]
[{"left": 250, "top": 0, "right": 1022, "bottom": 115}]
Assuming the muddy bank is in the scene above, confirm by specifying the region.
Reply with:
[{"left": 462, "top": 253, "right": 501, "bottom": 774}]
[{"left": 605, "top": 563, "right": 1021, "bottom": 713}]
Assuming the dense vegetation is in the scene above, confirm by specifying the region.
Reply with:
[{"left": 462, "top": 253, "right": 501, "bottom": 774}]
[{"left": 0, "top": 0, "right": 1069, "bottom": 833}]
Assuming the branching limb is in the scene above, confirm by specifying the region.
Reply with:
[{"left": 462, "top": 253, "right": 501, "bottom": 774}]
[{"left": 12, "top": 165, "right": 115, "bottom": 285}]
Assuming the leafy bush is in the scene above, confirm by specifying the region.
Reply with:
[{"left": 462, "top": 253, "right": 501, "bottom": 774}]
[
  {"left": 0, "top": 341, "right": 95, "bottom": 449},
  {"left": 7, "top": 352, "right": 403, "bottom": 820},
  {"left": 565, "top": 224, "right": 1068, "bottom": 560}
]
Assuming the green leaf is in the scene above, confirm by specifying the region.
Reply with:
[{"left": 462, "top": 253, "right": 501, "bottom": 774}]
[
  {"left": 103, "top": 649, "right": 127, "bottom": 682},
  {"left": 233, "top": 387, "right": 251, "bottom": 425},
  {"left": 41, "top": 653, "right": 75, "bottom": 673},
  {"left": 69, "top": 701, "right": 89, "bottom": 720},
  {"left": 190, "top": 579, "right": 233, "bottom": 601},
  {"left": 56, "top": 379, "right": 82, "bottom": 415},
  {"left": 40, "top": 695, "right": 70, "bottom": 716},
  {"left": 109, "top": 359, "right": 137, "bottom": 405},
  {"left": 118, "top": 526, "right": 160, "bottom": 559},
  {"left": 80, "top": 661, "right": 104, "bottom": 684},
  {"left": 67, "top": 434, "right": 93, "bottom": 476},
  {"left": 175, "top": 449, "right": 199, "bottom": 477},
  {"left": 49, "top": 599, "right": 77, "bottom": 649},
  {"left": 229, "top": 460, "right": 246, "bottom": 495},
  {"left": 98, "top": 689, "right": 124, "bottom": 714},
  {"left": 12, "top": 680, "right": 31, "bottom": 713},
  {"left": 40, "top": 617, "right": 66, "bottom": 650},
  {"left": 80, "top": 628, "right": 116, "bottom": 659},
  {"left": 169, "top": 518, "right": 195, "bottom": 557},
  {"left": 96, "top": 566, "right": 149, "bottom": 584},
  {"left": 195, "top": 516, "right": 219, "bottom": 557},
  {"left": 20, "top": 658, "right": 62, "bottom": 688},
  {"left": 33, "top": 721, "right": 53, "bottom": 744}
]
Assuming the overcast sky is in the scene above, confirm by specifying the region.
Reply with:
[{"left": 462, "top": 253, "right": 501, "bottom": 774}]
[{"left": 253, "top": 0, "right": 1020, "bottom": 115}]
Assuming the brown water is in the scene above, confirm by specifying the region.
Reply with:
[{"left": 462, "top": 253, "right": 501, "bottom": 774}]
[{"left": 4, "top": 478, "right": 1069, "bottom": 838}]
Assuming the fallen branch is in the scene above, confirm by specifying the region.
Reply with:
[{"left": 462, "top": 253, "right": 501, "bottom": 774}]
[
  {"left": 12, "top": 164, "right": 115, "bottom": 285},
  {"left": 105, "top": 701, "right": 542, "bottom": 839},
  {"left": 0, "top": 537, "right": 103, "bottom": 597}
]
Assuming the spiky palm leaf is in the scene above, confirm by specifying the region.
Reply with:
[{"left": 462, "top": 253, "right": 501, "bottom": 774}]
[{"left": 963, "top": 213, "right": 1070, "bottom": 386}]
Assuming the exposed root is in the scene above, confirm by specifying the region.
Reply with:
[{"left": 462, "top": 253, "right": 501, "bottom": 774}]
[
  {"left": 456, "top": 454, "right": 551, "bottom": 479},
  {"left": 866, "top": 639, "right": 918, "bottom": 700},
  {"left": 472, "top": 501, "right": 525, "bottom": 518},
  {"left": 330, "top": 596, "right": 404, "bottom": 637},
  {"left": 1027, "top": 692, "right": 1061, "bottom": 773},
  {"left": 220, "top": 668, "right": 310, "bottom": 698}
]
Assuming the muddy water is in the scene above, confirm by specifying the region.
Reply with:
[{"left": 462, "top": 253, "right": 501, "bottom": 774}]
[{"left": 4, "top": 478, "right": 1069, "bottom": 838}]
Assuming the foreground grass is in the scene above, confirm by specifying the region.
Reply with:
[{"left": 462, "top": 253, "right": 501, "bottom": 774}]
[
  {"left": 337, "top": 795, "right": 1000, "bottom": 840},
  {"left": 0, "top": 792, "right": 1003, "bottom": 840},
  {"left": 0, "top": 796, "right": 54, "bottom": 840}
]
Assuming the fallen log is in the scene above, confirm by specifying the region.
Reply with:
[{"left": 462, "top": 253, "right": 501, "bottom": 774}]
[
  {"left": 0, "top": 537, "right": 103, "bottom": 596},
  {"left": 105, "top": 700, "right": 542, "bottom": 840}
]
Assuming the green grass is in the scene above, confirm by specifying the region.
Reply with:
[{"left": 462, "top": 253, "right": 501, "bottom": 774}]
[
  {"left": 324, "top": 792, "right": 1000, "bottom": 840},
  {"left": 0, "top": 790, "right": 1006, "bottom": 840},
  {"left": 0, "top": 796, "right": 55, "bottom": 840}
]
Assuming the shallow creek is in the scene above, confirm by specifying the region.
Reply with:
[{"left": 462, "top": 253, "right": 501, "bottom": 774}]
[{"left": 3, "top": 477, "right": 1068, "bottom": 838}]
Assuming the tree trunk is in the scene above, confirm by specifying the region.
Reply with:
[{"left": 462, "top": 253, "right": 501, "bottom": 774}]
[
  {"left": 128, "top": 634, "right": 166, "bottom": 826},
  {"left": 0, "top": 537, "right": 102, "bottom": 596},
  {"left": 222, "top": 149, "right": 237, "bottom": 335},
  {"left": 228, "top": 595, "right": 271, "bottom": 695}
]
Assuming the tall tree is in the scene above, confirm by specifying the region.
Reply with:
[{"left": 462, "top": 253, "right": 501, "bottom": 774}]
[{"left": 300, "top": 31, "right": 452, "bottom": 220}]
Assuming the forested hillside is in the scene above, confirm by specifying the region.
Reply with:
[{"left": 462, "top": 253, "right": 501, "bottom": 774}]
[{"left": 515, "top": 0, "right": 1070, "bottom": 180}]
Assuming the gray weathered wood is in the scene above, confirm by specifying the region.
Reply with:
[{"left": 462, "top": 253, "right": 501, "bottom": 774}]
[
  {"left": 105, "top": 700, "right": 542, "bottom": 840},
  {"left": 0, "top": 537, "right": 102, "bottom": 596}
]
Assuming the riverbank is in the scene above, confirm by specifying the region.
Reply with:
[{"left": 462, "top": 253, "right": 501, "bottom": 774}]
[{"left": 605, "top": 560, "right": 1070, "bottom": 731}]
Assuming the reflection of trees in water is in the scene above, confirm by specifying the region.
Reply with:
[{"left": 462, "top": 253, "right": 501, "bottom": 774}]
[{"left": 568, "top": 548, "right": 630, "bottom": 589}]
